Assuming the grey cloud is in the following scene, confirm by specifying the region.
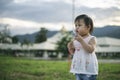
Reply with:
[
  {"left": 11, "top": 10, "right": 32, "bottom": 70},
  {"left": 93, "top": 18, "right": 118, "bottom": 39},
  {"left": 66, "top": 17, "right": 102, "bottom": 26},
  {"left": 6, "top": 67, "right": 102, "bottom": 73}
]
[
  {"left": 0, "top": 0, "right": 14, "bottom": 6},
  {"left": 0, "top": 0, "right": 14, "bottom": 15},
  {"left": 0, "top": 0, "right": 120, "bottom": 23},
  {"left": 0, "top": 0, "right": 14, "bottom": 11},
  {"left": 76, "top": 6, "right": 120, "bottom": 20},
  {"left": 0, "top": 1, "right": 72, "bottom": 22}
]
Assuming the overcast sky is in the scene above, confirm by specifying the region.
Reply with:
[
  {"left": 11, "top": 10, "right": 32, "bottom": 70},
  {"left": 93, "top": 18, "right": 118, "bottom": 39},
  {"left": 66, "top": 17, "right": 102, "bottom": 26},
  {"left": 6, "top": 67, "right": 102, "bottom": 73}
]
[{"left": 0, "top": 0, "right": 120, "bottom": 35}]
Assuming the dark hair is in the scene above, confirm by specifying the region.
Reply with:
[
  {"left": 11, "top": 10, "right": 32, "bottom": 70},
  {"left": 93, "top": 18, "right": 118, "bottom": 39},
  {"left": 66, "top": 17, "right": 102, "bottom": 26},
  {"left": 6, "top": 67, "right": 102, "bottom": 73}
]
[{"left": 74, "top": 14, "right": 94, "bottom": 34}]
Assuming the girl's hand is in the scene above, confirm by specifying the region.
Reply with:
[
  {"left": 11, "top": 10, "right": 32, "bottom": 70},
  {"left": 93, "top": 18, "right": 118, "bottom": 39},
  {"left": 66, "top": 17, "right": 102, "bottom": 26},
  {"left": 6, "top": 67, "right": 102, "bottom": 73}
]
[
  {"left": 67, "top": 41, "right": 75, "bottom": 54},
  {"left": 75, "top": 33, "right": 96, "bottom": 53},
  {"left": 75, "top": 33, "right": 83, "bottom": 42}
]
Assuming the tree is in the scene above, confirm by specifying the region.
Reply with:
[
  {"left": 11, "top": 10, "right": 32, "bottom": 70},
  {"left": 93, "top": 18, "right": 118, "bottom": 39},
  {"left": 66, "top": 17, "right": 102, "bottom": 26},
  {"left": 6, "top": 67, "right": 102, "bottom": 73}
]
[
  {"left": 21, "top": 39, "right": 30, "bottom": 47},
  {"left": 12, "top": 36, "right": 19, "bottom": 43},
  {"left": 35, "top": 27, "right": 47, "bottom": 43},
  {"left": 56, "top": 32, "right": 72, "bottom": 56},
  {"left": 21, "top": 38, "right": 33, "bottom": 56},
  {"left": 0, "top": 24, "right": 12, "bottom": 43}
]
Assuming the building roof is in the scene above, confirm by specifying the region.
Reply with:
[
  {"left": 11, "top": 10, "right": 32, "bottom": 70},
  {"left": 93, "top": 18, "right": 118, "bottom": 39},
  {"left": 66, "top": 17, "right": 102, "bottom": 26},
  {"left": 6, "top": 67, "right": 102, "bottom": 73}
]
[
  {"left": 97, "top": 37, "right": 120, "bottom": 46},
  {"left": 0, "top": 32, "right": 63, "bottom": 50},
  {"left": 96, "top": 46, "right": 120, "bottom": 52},
  {"left": 0, "top": 33, "right": 120, "bottom": 52}
]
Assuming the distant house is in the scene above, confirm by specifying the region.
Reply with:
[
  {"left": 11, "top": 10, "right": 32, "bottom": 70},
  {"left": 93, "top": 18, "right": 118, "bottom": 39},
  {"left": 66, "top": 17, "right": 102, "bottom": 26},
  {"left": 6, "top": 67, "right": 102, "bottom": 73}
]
[
  {"left": 0, "top": 27, "right": 120, "bottom": 59},
  {"left": 96, "top": 37, "right": 120, "bottom": 58},
  {"left": 0, "top": 28, "right": 66, "bottom": 59}
]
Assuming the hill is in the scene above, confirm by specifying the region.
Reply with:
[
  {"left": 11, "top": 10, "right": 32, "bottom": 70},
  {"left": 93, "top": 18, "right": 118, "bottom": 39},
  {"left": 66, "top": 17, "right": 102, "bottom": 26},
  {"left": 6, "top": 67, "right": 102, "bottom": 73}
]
[
  {"left": 16, "top": 25, "right": 120, "bottom": 43},
  {"left": 92, "top": 25, "right": 120, "bottom": 38},
  {"left": 16, "top": 31, "right": 58, "bottom": 43}
]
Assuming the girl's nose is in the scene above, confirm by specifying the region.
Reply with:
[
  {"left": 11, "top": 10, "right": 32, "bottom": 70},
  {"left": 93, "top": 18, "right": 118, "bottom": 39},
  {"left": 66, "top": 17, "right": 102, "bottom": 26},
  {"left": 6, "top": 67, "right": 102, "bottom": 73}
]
[
  {"left": 76, "top": 26, "right": 78, "bottom": 28},
  {"left": 76, "top": 26, "right": 79, "bottom": 29},
  {"left": 75, "top": 28, "right": 78, "bottom": 32}
]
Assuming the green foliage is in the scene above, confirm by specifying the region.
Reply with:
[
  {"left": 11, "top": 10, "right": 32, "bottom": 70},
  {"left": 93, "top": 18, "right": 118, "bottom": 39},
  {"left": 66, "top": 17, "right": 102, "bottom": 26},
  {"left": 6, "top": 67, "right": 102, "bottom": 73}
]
[
  {"left": 0, "top": 56, "right": 75, "bottom": 80},
  {"left": 0, "top": 56, "right": 120, "bottom": 80},
  {"left": 12, "top": 36, "right": 19, "bottom": 43},
  {"left": 35, "top": 27, "right": 48, "bottom": 43},
  {"left": 98, "top": 63, "right": 120, "bottom": 80},
  {"left": 21, "top": 38, "right": 31, "bottom": 46},
  {"left": 0, "top": 24, "right": 12, "bottom": 43},
  {"left": 56, "top": 32, "right": 72, "bottom": 55}
]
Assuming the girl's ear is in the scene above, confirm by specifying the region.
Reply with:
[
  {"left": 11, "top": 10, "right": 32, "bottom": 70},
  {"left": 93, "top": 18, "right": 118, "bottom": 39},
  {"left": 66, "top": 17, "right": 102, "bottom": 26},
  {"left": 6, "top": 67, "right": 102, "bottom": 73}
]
[{"left": 87, "top": 25, "right": 91, "bottom": 31}]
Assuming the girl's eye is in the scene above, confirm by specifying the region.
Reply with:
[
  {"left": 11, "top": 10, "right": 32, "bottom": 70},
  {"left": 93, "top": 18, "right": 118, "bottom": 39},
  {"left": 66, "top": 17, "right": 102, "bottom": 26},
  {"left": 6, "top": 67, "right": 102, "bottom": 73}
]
[{"left": 76, "top": 25, "right": 81, "bottom": 27}]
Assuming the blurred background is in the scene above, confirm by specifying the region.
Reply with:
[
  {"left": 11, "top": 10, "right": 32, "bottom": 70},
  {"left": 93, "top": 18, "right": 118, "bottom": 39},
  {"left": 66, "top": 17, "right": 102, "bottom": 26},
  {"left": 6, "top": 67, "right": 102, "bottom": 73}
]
[
  {"left": 0, "top": 0, "right": 120, "bottom": 80},
  {"left": 0, "top": 0, "right": 120, "bottom": 59}
]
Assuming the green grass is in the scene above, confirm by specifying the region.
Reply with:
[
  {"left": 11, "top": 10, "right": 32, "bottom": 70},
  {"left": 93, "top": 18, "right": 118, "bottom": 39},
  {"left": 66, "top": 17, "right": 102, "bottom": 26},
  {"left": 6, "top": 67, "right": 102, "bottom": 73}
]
[{"left": 0, "top": 56, "right": 120, "bottom": 80}]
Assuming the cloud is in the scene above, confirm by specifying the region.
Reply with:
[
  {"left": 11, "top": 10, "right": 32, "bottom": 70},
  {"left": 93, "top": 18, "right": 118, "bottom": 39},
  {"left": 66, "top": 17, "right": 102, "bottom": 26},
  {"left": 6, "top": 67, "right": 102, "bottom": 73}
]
[
  {"left": 0, "top": 1, "right": 120, "bottom": 23},
  {"left": 0, "top": 18, "right": 73, "bottom": 35},
  {"left": 0, "top": 0, "right": 14, "bottom": 6},
  {"left": 0, "top": 0, "right": 120, "bottom": 23},
  {"left": 0, "top": 1, "right": 72, "bottom": 23},
  {"left": 68, "top": 0, "right": 120, "bottom": 9},
  {"left": 0, "top": 0, "right": 120, "bottom": 35}
]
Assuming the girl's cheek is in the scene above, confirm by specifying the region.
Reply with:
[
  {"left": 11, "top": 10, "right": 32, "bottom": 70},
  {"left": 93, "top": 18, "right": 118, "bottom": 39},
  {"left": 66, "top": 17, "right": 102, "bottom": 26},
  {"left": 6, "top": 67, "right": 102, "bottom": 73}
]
[
  {"left": 78, "top": 28, "right": 82, "bottom": 32},
  {"left": 77, "top": 29, "right": 81, "bottom": 34},
  {"left": 76, "top": 29, "right": 79, "bottom": 32}
]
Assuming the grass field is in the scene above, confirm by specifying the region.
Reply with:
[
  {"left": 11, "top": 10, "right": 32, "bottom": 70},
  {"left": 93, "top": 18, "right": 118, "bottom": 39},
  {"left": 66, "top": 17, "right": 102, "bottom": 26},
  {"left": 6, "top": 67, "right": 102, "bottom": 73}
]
[{"left": 0, "top": 56, "right": 120, "bottom": 80}]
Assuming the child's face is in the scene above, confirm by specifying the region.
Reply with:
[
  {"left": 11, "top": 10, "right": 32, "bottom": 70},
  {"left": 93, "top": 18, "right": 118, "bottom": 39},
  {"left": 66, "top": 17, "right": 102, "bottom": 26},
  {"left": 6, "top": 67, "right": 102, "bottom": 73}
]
[{"left": 75, "top": 19, "right": 90, "bottom": 36}]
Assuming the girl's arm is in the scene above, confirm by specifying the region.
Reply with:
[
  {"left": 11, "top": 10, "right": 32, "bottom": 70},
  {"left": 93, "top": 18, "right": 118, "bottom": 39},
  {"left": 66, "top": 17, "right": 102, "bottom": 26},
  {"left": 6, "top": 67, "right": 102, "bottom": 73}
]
[
  {"left": 67, "top": 41, "right": 75, "bottom": 54},
  {"left": 75, "top": 35, "right": 96, "bottom": 53}
]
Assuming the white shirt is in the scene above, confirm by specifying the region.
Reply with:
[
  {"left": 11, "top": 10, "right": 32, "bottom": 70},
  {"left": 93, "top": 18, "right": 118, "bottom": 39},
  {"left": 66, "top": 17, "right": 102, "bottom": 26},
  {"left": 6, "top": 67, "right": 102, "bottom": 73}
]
[{"left": 70, "top": 35, "right": 98, "bottom": 75}]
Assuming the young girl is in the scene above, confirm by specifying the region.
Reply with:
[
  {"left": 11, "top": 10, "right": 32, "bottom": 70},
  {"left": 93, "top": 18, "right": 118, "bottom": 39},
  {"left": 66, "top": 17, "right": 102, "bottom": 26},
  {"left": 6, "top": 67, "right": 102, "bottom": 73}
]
[{"left": 67, "top": 14, "right": 98, "bottom": 80}]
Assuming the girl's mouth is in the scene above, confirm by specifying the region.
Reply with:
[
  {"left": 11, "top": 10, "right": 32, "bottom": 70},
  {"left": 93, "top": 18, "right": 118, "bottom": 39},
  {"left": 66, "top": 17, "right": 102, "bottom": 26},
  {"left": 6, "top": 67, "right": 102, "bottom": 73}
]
[{"left": 76, "top": 29, "right": 78, "bottom": 33}]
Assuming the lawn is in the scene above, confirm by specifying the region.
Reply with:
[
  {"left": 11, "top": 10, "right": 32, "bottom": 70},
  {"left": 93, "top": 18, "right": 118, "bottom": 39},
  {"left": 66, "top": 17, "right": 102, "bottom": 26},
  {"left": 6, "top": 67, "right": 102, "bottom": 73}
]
[{"left": 0, "top": 56, "right": 120, "bottom": 80}]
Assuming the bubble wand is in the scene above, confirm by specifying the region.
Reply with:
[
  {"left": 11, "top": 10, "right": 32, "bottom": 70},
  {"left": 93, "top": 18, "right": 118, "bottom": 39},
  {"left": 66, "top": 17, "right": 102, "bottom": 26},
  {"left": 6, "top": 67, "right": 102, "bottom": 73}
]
[{"left": 68, "top": 0, "right": 76, "bottom": 70}]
